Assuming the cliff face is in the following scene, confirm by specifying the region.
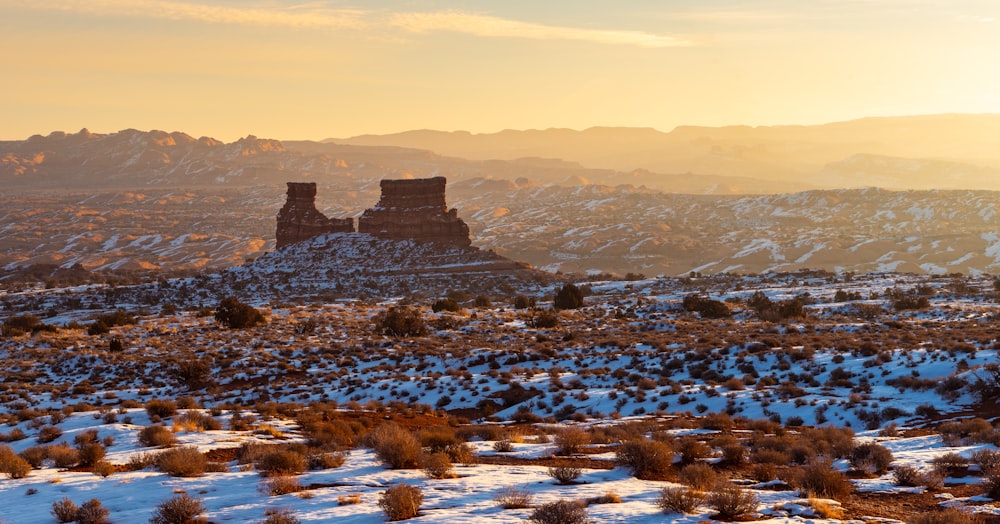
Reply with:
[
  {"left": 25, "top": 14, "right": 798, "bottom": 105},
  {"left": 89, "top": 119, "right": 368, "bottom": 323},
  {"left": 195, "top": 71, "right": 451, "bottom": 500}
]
[
  {"left": 275, "top": 182, "right": 354, "bottom": 248},
  {"left": 358, "top": 177, "right": 471, "bottom": 247}
]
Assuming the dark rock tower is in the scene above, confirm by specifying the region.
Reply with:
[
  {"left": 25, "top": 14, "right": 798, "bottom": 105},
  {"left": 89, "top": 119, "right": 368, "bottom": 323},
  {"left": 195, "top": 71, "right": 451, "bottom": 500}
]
[
  {"left": 275, "top": 182, "right": 354, "bottom": 248},
  {"left": 358, "top": 177, "right": 471, "bottom": 247}
]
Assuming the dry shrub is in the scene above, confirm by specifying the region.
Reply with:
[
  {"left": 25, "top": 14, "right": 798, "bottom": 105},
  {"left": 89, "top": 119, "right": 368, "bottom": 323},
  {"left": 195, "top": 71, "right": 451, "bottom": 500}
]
[
  {"left": 547, "top": 465, "right": 582, "bottom": 484},
  {"left": 338, "top": 493, "right": 361, "bottom": 506},
  {"left": 850, "top": 442, "right": 894, "bottom": 475},
  {"left": 77, "top": 442, "right": 106, "bottom": 467},
  {"left": 792, "top": 459, "right": 853, "bottom": 499},
  {"left": 149, "top": 492, "right": 207, "bottom": 524},
  {"left": 493, "top": 439, "right": 514, "bottom": 452},
  {"left": 19, "top": 446, "right": 47, "bottom": 468},
  {"left": 657, "top": 487, "right": 704, "bottom": 514},
  {"left": 494, "top": 485, "right": 533, "bottom": 509},
  {"left": 752, "top": 463, "right": 778, "bottom": 483},
  {"left": 237, "top": 442, "right": 274, "bottom": 466},
  {"left": 0, "top": 444, "right": 31, "bottom": 479},
  {"left": 366, "top": 423, "right": 421, "bottom": 469},
  {"left": 301, "top": 419, "right": 365, "bottom": 449},
  {"left": 752, "top": 448, "right": 791, "bottom": 466},
  {"left": 51, "top": 497, "right": 78, "bottom": 523},
  {"left": 422, "top": 452, "right": 456, "bottom": 479},
  {"left": 259, "top": 507, "right": 301, "bottom": 524},
  {"left": 378, "top": 483, "right": 424, "bottom": 521},
  {"left": 527, "top": 499, "right": 589, "bottom": 524},
  {"left": 908, "top": 508, "right": 983, "bottom": 524},
  {"left": 932, "top": 452, "right": 969, "bottom": 477},
  {"left": 258, "top": 449, "right": 307, "bottom": 477},
  {"left": 711, "top": 434, "right": 747, "bottom": 466},
  {"left": 146, "top": 399, "right": 178, "bottom": 419},
  {"left": 37, "top": 425, "right": 63, "bottom": 444},
  {"left": 678, "top": 439, "right": 712, "bottom": 464},
  {"left": 125, "top": 451, "right": 157, "bottom": 471},
  {"left": 706, "top": 482, "right": 759, "bottom": 520},
  {"left": 157, "top": 446, "right": 206, "bottom": 477},
  {"left": 809, "top": 497, "right": 845, "bottom": 519},
  {"left": 75, "top": 498, "right": 111, "bottom": 524},
  {"left": 893, "top": 464, "right": 923, "bottom": 487},
  {"left": 48, "top": 443, "right": 80, "bottom": 468},
  {"left": 801, "top": 426, "right": 855, "bottom": 458},
  {"left": 616, "top": 438, "right": 673, "bottom": 479},
  {"left": 678, "top": 462, "right": 717, "bottom": 491},
  {"left": 138, "top": 425, "right": 176, "bottom": 448},
  {"left": 586, "top": 491, "right": 621, "bottom": 504},
  {"left": 261, "top": 475, "right": 304, "bottom": 496},
  {"left": 971, "top": 449, "right": 1000, "bottom": 475},
  {"left": 445, "top": 442, "right": 477, "bottom": 465},
  {"left": 174, "top": 411, "right": 222, "bottom": 432},
  {"left": 554, "top": 428, "right": 590, "bottom": 455},
  {"left": 91, "top": 460, "right": 114, "bottom": 478},
  {"left": 309, "top": 451, "right": 346, "bottom": 470}
]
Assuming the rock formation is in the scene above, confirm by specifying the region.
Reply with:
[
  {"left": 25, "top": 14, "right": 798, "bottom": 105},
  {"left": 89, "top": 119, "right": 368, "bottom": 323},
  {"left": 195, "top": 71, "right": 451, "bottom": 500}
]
[
  {"left": 275, "top": 182, "right": 354, "bottom": 248},
  {"left": 358, "top": 177, "right": 471, "bottom": 247}
]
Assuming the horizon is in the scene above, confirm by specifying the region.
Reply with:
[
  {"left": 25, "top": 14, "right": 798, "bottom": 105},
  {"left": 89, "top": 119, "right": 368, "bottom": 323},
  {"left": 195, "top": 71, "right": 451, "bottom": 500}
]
[{"left": 2, "top": 1, "right": 999, "bottom": 142}]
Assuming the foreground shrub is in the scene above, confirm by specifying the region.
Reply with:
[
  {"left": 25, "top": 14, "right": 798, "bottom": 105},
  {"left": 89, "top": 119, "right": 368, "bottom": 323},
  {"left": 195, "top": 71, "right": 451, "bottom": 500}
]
[
  {"left": 261, "top": 475, "right": 304, "bottom": 496},
  {"left": 422, "top": 452, "right": 456, "bottom": 479},
  {"left": 75, "top": 499, "right": 111, "bottom": 524},
  {"left": 707, "top": 482, "right": 758, "bottom": 520},
  {"left": 259, "top": 507, "right": 301, "bottom": 524},
  {"left": 157, "top": 446, "right": 206, "bottom": 477},
  {"left": 908, "top": 508, "right": 983, "bottom": 524},
  {"left": 215, "top": 296, "right": 265, "bottom": 329},
  {"left": 932, "top": 452, "right": 969, "bottom": 477},
  {"left": 51, "top": 497, "right": 79, "bottom": 523},
  {"left": 37, "top": 425, "right": 63, "bottom": 444},
  {"left": 258, "top": 449, "right": 307, "bottom": 477},
  {"left": 850, "top": 442, "right": 893, "bottom": 475},
  {"left": 149, "top": 492, "right": 207, "bottom": 524},
  {"left": 616, "top": 438, "right": 673, "bottom": 479},
  {"left": 547, "top": 465, "right": 582, "bottom": 484},
  {"left": 378, "top": 483, "right": 423, "bottom": 521},
  {"left": 657, "top": 487, "right": 704, "bottom": 514},
  {"left": 792, "top": 459, "right": 853, "bottom": 499},
  {"left": 0, "top": 444, "right": 31, "bottom": 479},
  {"left": 554, "top": 428, "right": 590, "bottom": 455},
  {"left": 678, "top": 462, "right": 717, "bottom": 491},
  {"left": 553, "top": 284, "right": 584, "bottom": 310},
  {"left": 494, "top": 485, "right": 533, "bottom": 509},
  {"left": 366, "top": 423, "right": 421, "bottom": 469},
  {"left": 49, "top": 443, "right": 81, "bottom": 468},
  {"left": 138, "top": 425, "right": 177, "bottom": 448},
  {"left": 374, "top": 306, "right": 428, "bottom": 337},
  {"left": 528, "top": 499, "right": 589, "bottom": 524},
  {"left": 145, "top": 399, "right": 178, "bottom": 419}
]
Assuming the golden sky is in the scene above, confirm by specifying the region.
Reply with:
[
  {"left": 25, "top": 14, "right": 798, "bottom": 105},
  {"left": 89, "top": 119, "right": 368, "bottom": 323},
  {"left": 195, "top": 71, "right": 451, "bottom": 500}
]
[{"left": 2, "top": 1, "right": 999, "bottom": 141}]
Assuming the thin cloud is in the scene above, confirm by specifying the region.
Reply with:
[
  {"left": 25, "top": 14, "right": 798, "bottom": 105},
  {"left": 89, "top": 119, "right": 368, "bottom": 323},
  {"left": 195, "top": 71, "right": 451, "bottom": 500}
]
[
  {"left": 10, "top": 1, "right": 691, "bottom": 48},
  {"left": 389, "top": 11, "right": 692, "bottom": 48}
]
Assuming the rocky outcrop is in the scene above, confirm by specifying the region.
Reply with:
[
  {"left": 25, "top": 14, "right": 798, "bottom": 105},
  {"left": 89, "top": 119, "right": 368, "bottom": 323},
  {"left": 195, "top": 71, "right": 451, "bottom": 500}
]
[
  {"left": 275, "top": 182, "right": 354, "bottom": 248},
  {"left": 358, "top": 177, "right": 471, "bottom": 247}
]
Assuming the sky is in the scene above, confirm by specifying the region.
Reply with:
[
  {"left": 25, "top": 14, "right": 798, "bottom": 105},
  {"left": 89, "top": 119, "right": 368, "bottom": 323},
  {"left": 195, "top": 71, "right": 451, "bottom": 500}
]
[{"left": 1, "top": 0, "right": 999, "bottom": 141}]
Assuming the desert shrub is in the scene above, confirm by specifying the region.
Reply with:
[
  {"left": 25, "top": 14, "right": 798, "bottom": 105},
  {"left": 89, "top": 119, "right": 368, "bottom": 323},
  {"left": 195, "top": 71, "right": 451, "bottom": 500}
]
[
  {"left": 374, "top": 306, "right": 428, "bottom": 337},
  {"left": 547, "top": 465, "right": 582, "bottom": 484},
  {"left": 678, "top": 439, "right": 712, "bottom": 464},
  {"left": 494, "top": 485, "right": 533, "bottom": 509},
  {"left": 678, "top": 462, "right": 718, "bottom": 491},
  {"left": 149, "top": 492, "right": 207, "bottom": 524},
  {"left": 682, "top": 295, "right": 730, "bottom": 318},
  {"left": 850, "top": 442, "right": 893, "bottom": 475},
  {"left": 37, "top": 425, "right": 63, "bottom": 443},
  {"left": 792, "top": 459, "right": 853, "bottom": 499},
  {"left": 125, "top": 451, "right": 157, "bottom": 471},
  {"left": 49, "top": 443, "right": 80, "bottom": 468},
  {"left": 939, "top": 418, "right": 994, "bottom": 446},
  {"left": 493, "top": 439, "right": 514, "bottom": 452},
  {"left": 258, "top": 449, "right": 307, "bottom": 477},
  {"left": 138, "top": 425, "right": 177, "bottom": 447},
  {"left": 514, "top": 295, "right": 537, "bottom": 309},
  {"left": 145, "top": 399, "right": 178, "bottom": 419},
  {"left": 75, "top": 499, "right": 111, "bottom": 524},
  {"left": 19, "top": 446, "right": 47, "bottom": 468},
  {"left": 553, "top": 284, "right": 584, "bottom": 310},
  {"left": 616, "top": 438, "right": 674, "bottom": 479},
  {"left": 51, "top": 497, "right": 79, "bottom": 523},
  {"left": 657, "top": 487, "right": 704, "bottom": 514},
  {"left": 586, "top": 491, "right": 622, "bottom": 505},
  {"left": 752, "top": 463, "right": 778, "bottom": 483},
  {"left": 261, "top": 475, "right": 304, "bottom": 496},
  {"left": 77, "top": 442, "right": 106, "bottom": 467},
  {"left": 308, "top": 451, "right": 346, "bottom": 470},
  {"left": 0, "top": 428, "right": 26, "bottom": 442},
  {"left": 431, "top": 298, "right": 461, "bottom": 313},
  {"left": 554, "top": 427, "right": 590, "bottom": 455},
  {"left": 893, "top": 464, "right": 923, "bottom": 487},
  {"left": 237, "top": 442, "right": 274, "bottom": 466},
  {"left": 529, "top": 309, "right": 561, "bottom": 328},
  {"left": 706, "top": 482, "right": 759, "bottom": 520},
  {"left": 527, "top": 499, "right": 589, "bottom": 524},
  {"left": 92, "top": 460, "right": 115, "bottom": 478},
  {"left": 931, "top": 452, "right": 969, "bottom": 477},
  {"left": 378, "top": 483, "right": 424, "bottom": 521},
  {"left": 802, "top": 426, "right": 855, "bottom": 458},
  {"left": 338, "top": 493, "right": 362, "bottom": 506},
  {"left": 259, "top": 507, "right": 301, "bottom": 524},
  {"left": 712, "top": 435, "right": 747, "bottom": 466},
  {"left": 972, "top": 449, "right": 1000, "bottom": 475},
  {"left": 215, "top": 296, "right": 265, "bottom": 329},
  {"left": 366, "top": 423, "right": 421, "bottom": 469},
  {"left": 157, "top": 446, "right": 206, "bottom": 477},
  {"left": 0, "top": 444, "right": 31, "bottom": 479},
  {"left": 907, "top": 508, "right": 983, "bottom": 524},
  {"left": 422, "top": 452, "right": 455, "bottom": 479}
]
